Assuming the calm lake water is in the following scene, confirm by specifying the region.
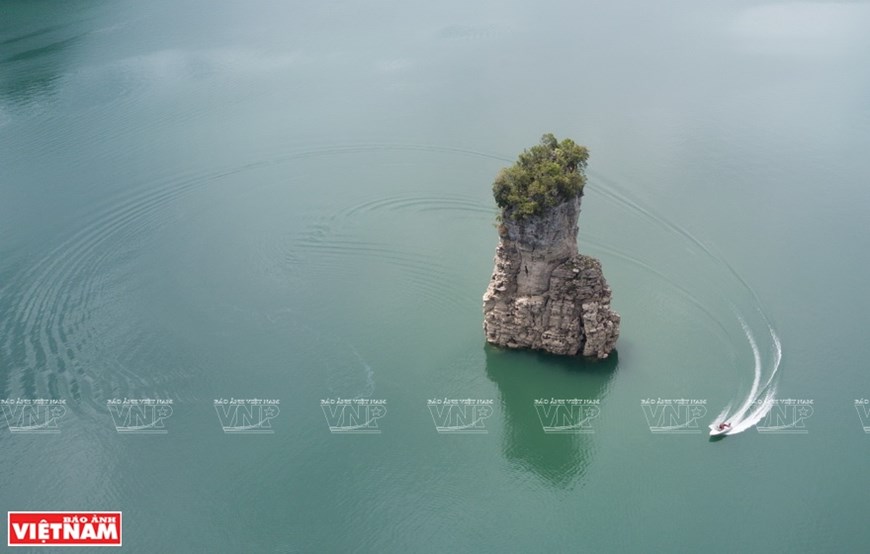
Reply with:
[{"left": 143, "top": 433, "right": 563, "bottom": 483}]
[{"left": 2, "top": 1, "right": 870, "bottom": 552}]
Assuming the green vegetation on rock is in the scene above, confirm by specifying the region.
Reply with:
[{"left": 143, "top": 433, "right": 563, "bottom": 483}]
[{"left": 493, "top": 133, "right": 589, "bottom": 220}]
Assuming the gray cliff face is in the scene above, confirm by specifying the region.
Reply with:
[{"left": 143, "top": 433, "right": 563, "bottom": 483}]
[{"left": 482, "top": 197, "right": 620, "bottom": 358}]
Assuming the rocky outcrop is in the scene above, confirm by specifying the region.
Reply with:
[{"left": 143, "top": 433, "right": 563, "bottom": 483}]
[{"left": 482, "top": 197, "right": 620, "bottom": 358}]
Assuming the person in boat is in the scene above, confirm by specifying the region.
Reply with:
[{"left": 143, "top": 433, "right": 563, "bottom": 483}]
[{"left": 717, "top": 422, "right": 731, "bottom": 431}]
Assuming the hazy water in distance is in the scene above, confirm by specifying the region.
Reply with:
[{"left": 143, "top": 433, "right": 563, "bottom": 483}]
[{"left": 2, "top": 1, "right": 870, "bottom": 552}]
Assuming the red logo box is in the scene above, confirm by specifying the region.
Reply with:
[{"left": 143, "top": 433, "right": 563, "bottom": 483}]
[{"left": 7, "top": 512, "right": 121, "bottom": 547}]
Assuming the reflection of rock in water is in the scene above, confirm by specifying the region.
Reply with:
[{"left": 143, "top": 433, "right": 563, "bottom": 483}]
[{"left": 484, "top": 344, "right": 617, "bottom": 488}]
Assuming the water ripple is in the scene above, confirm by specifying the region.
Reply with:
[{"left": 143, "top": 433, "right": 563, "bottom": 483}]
[{"left": 0, "top": 141, "right": 780, "bottom": 429}]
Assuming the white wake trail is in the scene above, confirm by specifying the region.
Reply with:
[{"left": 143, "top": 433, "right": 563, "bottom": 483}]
[
  {"left": 712, "top": 309, "right": 782, "bottom": 435},
  {"left": 583, "top": 171, "right": 783, "bottom": 439}
]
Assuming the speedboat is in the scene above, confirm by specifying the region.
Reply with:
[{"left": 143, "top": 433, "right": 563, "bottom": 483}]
[{"left": 709, "top": 422, "right": 731, "bottom": 436}]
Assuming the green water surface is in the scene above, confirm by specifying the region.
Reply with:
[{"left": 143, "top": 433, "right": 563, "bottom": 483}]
[{"left": 1, "top": 1, "right": 869, "bottom": 552}]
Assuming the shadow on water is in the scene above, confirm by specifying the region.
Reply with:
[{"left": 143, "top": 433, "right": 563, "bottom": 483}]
[{"left": 484, "top": 344, "right": 618, "bottom": 489}]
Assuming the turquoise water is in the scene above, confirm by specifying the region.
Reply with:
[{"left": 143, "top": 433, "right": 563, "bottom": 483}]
[{"left": 2, "top": 1, "right": 870, "bottom": 552}]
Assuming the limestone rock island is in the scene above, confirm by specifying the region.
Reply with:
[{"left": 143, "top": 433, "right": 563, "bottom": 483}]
[{"left": 483, "top": 134, "right": 620, "bottom": 358}]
